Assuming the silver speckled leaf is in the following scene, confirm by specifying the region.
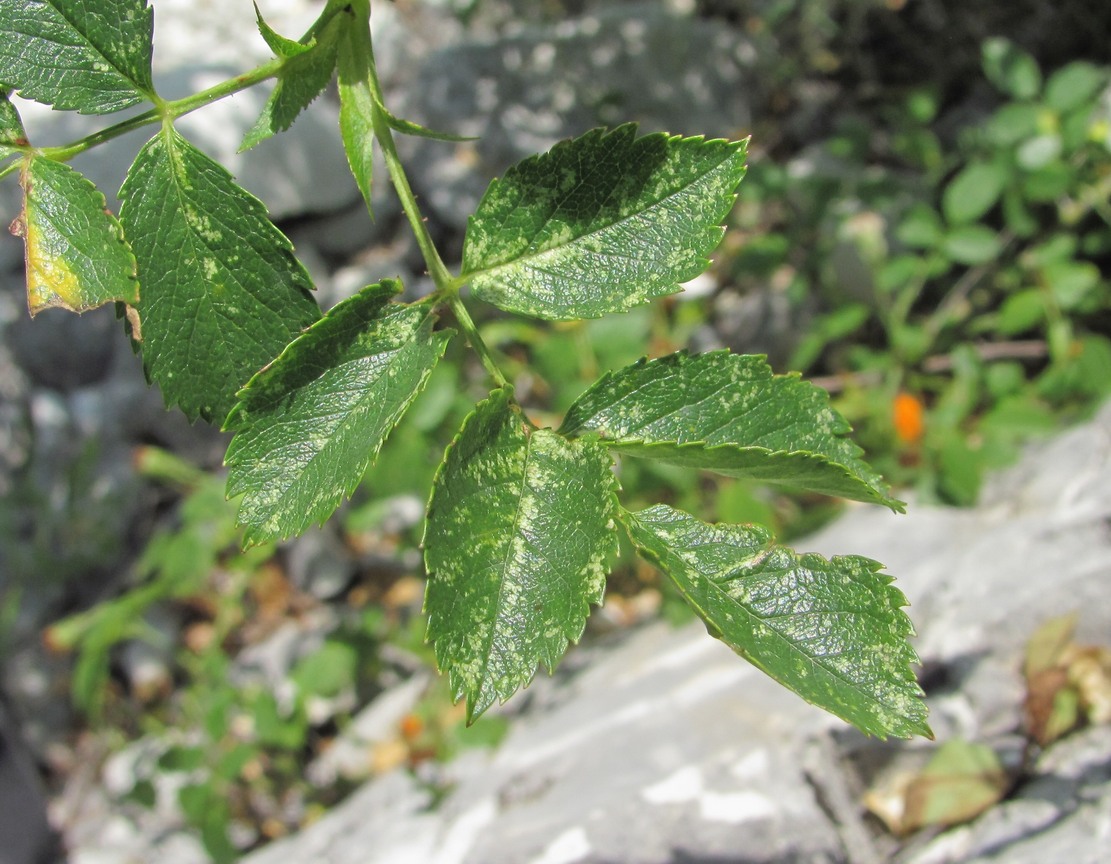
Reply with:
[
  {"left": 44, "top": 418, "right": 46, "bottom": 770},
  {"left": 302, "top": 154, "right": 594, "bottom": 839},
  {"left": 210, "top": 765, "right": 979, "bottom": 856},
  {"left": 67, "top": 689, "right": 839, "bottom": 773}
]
[
  {"left": 560, "top": 350, "right": 903, "bottom": 510},
  {"left": 225, "top": 281, "right": 450, "bottom": 545},
  {"left": 625, "top": 504, "right": 930, "bottom": 739},
  {"left": 424, "top": 388, "right": 619, "bottom": 722},
  {"left": 462, "top": 124, "right": 747, "bottom": 320}
]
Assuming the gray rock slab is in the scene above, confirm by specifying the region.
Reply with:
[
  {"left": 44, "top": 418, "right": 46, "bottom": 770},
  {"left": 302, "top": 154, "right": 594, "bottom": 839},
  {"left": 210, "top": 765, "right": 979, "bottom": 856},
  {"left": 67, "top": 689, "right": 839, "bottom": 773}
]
[{"left": 246, "top": 621, "right": 844, "bottom": 864}]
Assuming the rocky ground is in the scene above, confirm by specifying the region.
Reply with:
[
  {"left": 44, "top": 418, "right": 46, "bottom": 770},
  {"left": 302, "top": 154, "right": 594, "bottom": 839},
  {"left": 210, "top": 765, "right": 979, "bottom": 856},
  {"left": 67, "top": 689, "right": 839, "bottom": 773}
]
[
  {"left": 230, "top": 400, "right": 1111, "bottom": 864},
  {"left": 1, "top": 1, "right": 1109, "bottom": 863}
]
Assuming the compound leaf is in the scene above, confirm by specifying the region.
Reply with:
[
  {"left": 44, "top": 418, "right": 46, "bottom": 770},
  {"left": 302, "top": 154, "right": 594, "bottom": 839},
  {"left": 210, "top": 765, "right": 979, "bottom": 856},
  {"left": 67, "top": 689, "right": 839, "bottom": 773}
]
[
  {"left": 240, "top": 10, "right": 342, "bottom": 151},
  {"left": 462, "top": 124, "right": 747, "bottom": 320},
  {"left": 624, "top": 504, "right": 929, "bottom": 739},
  {"left": 12, "top": 156, "right": 138, "bottom": 315},
  {"left": 225, "top": 282, "right": 451, "bottom": 545},
  {"left": 560, "top": 350, "right": 902, "bottom": 509},
  {"left": 424, "top": 388, "right": 618, "bottom": 722},
  {"left": 0, "top": 0, "right": 155, "bottom": 113},
  {"left": 119, "top": 125, "right": 320, "bottom": 423}
]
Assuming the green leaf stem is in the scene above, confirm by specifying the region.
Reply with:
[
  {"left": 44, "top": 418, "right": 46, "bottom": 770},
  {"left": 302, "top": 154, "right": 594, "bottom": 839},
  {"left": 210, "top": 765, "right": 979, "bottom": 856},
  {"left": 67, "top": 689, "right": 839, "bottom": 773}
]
[
  {"left": 560, "top": 350, "right": 902, "bottom": 509},
  {"left": 119, "top": 124, "right": 320, "bottom": 423},
  {"left": 462, "top": 125, "right": 747, "bottom": 320},
  {"left": 225, "top": 281, "right": 451, "bottom": 545},
  {"left": 624, "top": 504, "right": 930, "bottom": 739},
  {"left": 424, "top": 388, "right": 619, "bottom": 722},
  {"left": 0, "top": 0, "right": 155, "bottom": 113},
  {"left": 13, "top": 156, "right": 138, "bottom": 315}
]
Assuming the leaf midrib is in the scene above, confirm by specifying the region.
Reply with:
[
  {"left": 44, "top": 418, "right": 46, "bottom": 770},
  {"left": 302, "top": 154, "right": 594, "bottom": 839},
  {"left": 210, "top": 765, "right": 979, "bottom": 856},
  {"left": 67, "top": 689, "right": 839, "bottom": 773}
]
[
  {"left": 666, "top": 537, "right": 899, "bottom": 726},
  {"left": 462, "top": 148, "right": 738, "bottom": 287},
  {"left": 474, "top": 427, "right": 537, "bottom": 706},
  {"left": 245, "top": 338, "right": 422, "bottom": 522}
]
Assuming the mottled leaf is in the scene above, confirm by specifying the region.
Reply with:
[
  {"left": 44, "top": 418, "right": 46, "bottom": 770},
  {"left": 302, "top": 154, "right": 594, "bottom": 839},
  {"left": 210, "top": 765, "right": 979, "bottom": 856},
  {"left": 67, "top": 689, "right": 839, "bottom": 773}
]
[
  {"left": 462, "top": 124, "right": 747, "bottom": 320},
  {"left": 0, "top": 0, "right": 155, "bottom": 113},
  {"left": 119, "top": 125, "right": 320, "bottom": 423},
  {"left": 225, "top": 282, "right": 451, "bottom": 545},
  {"left": 240, "top": 11, "right": 341, "bottom": 151},
  {"left": 336, "top": 10, "right": 374, "bottom": 215},
  {"left": 11, "top": 156, "right": 138, "bottom": 315},
  {"left": 560, "top": 350, "right": 902, "bottom": 509},
  {"left": 624, "top": 504, "right": 930, "bottom": 739},
  {"left": 424, "top": 388, "right": 619, "bottom": 722}
]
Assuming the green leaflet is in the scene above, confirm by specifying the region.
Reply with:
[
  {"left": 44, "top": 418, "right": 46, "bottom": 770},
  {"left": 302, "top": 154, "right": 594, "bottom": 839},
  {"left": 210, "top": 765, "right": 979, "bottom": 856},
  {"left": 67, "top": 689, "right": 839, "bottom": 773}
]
[
  {"left": 624, "top": 504, "right": 930, "bottom": 739},
  {"left": 0, "top": 0, "right": 154, "bottom": 113},
  {"left": 253, "top": 2, "right": 313, "bottom": 58},
  {"left": 0, "top": 91, "right": 27, "bottom": 156},
  {"left": 119, "top": 125, "right": 320, "bottom": 423},
  {"left": 336, "top": 6, "right": 375, "bottom": 215},
  {"left": 240, "top": 10, "right": 342, "bottom": 151},
  {"left": 13, "top": 156, "right": 138, "bottom": 315},
  {"left": 224, "top": 282, "right": 451, "bottom": 545},
  {"left": 424, "top": 388, "right": 619, "bottom": 722},
  {"left": 462, "top": 125, "right": 747, "bottom": 320},
  {"left": 942, "top": 161, "right": 1007, "bottom": 226},
  {"left": 381, "top": 105, "right": 476, "bottom": 143},
  {"left": 560, "top": 350, "right": 903, "bottom": 509}
]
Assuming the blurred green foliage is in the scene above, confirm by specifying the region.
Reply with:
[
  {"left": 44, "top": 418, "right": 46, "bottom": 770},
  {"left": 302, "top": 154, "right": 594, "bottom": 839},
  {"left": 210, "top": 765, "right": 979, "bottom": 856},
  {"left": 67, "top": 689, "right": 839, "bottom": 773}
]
[{"left": 729, "top": 38, "right": 1111, "bottom": 504}]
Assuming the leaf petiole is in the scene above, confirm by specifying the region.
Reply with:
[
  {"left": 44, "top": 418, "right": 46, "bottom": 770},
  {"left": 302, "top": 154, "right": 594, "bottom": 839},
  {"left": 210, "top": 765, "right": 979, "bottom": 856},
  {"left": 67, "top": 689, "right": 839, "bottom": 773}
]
[
  {"left": 446, "top": 292, "right": 510, "bottom": 390},
  {"left": 342, "top": 6, "right": 514, "bottom": 393},
  {"left": 40, "top": 58, "right": 286, "bottom": 164},
  {"left": 0, "top": 157, "right": 19, "bottom": 182}
]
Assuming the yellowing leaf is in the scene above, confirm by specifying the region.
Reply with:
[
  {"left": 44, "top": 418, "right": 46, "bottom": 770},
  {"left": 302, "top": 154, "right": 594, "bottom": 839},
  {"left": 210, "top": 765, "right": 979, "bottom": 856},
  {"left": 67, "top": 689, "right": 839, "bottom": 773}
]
[
  {"left": 866, "top": 741, "right": 1008, "bottom": 835},
  {"left": 902, "top": 741, "right": 1008, "bottom": 833},
  {"left": 13, "top": 156, "right": 138, "bottom": 316}
]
